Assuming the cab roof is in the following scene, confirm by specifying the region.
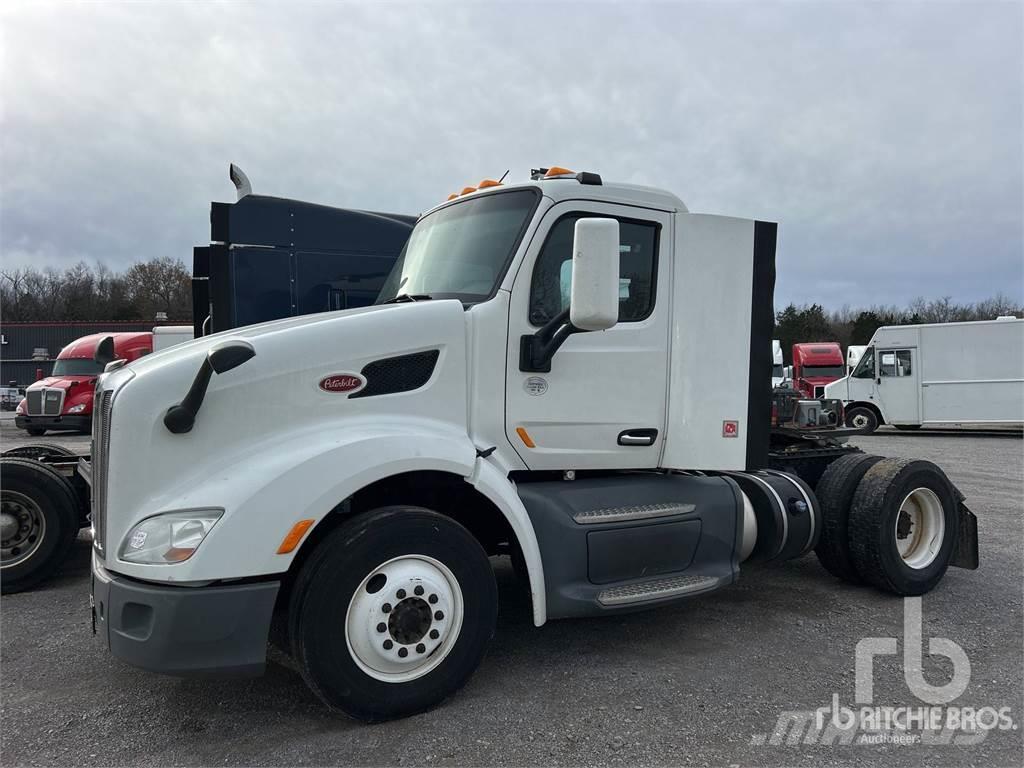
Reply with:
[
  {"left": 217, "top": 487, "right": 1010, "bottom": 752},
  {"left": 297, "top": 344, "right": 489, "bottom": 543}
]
[{"left": 58, "top": 332, "right": 152, "bottom": 359}]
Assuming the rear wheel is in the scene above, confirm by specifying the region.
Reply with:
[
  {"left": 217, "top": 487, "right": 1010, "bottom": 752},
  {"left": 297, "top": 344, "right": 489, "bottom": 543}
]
[
  {"left": 289, "top": 506, "right": 497, "bottom": 721},
  {"left": 1, "top": 458, "right": 79, "bottom": 594},
  {"left": 814, "top": 453, "right": 883, "bottom": 583},
  {"left": 845, "top": 406, "right": 879, "bottom": 434},
  {"left": 848, "top": 458, "right": 958, "bottom": 595},
  {"left": 2, "top": 443, "right": 79, "bottom": 460}
]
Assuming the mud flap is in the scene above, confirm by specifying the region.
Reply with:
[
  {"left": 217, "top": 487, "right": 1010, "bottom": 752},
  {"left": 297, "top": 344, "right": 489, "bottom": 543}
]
[{"left": 951, "top": 491, "right": 979, "bottom": 570}]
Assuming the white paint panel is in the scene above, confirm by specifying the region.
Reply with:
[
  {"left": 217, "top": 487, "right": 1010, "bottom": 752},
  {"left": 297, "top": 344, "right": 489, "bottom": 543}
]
[{"left": 662, "top": 214, "right": 754, "bottom": 470}]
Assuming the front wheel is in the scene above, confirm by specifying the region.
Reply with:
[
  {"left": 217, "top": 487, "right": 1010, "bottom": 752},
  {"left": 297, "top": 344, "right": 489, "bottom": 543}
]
[
  {"left": 289, "top": 506, "right": 498, "bottom": 721},
  {"left": 845, "top": 406, "right": 879, "bottom": 434},
  {"left": 25, "top": 428, "right": 46, "bottom": 437}
]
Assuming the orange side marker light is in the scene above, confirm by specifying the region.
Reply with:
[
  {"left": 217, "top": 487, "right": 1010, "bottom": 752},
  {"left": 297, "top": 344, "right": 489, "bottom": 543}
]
[
  {"left": 277, "top": 519, "right": 315, "bottom": 554},
  {"left": 516, "top": 427, "right": 535, "bottom": 448}
]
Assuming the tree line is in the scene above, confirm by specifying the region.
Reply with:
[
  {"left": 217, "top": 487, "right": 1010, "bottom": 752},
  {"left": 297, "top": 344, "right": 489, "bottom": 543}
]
[
  {"left": 1, "top": 258, "right": 193, "bottom": 322},
  {"left": 775, "top": 295, "right": 1023, "bottom": 364}
]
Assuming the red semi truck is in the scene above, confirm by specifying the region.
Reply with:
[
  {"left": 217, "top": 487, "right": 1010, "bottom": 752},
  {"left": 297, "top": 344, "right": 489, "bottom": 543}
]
[
  {"left": 791, "top": 342, "right": 845, "bottom": 399},
  {"left": 15, "top": 332, "right": 154, "bottom": 436}
]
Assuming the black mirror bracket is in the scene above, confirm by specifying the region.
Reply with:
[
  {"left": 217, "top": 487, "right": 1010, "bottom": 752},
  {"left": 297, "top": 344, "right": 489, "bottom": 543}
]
[
  {"left": 164, "top": 340, "right": 255, "bottom": 434},
  {"left": 519, "top": 308, "right": 581, "bottom": 373}
]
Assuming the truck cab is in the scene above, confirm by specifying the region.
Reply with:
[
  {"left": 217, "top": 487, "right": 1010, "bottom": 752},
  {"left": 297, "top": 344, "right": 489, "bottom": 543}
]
[
  {"left": 772, "top": 339, "right": 784, "bottom": 387},
  {"left": 16, "top": 332, "right": 152, "bottom": 436},
  {"left": 86, "top": 168, "right": 976, "bottom": 721},
  {"left": 790, "top": 342, "right": 844, "bottom": 398}
]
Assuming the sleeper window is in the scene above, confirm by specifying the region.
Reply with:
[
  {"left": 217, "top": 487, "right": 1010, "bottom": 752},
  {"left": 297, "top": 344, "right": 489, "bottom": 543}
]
[{"left": 529, "top": 215, "right": 658, "bottom": 326}]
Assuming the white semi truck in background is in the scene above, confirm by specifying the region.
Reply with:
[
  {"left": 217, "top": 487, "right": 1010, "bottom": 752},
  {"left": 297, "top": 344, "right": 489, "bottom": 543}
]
[
  {"left": 79, "top": 167, "right": 977, "bottom": 721},
  {"left": 827, "top": 317, "right": 1024, "bottom": 433},
  {"left": 772, "top": 339, "right": 784, "bottom": 387}
]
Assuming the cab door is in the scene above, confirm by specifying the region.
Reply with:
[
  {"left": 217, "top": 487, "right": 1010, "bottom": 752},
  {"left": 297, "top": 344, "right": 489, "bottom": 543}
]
[
  {"left": 876, "top": 348, "right": 920, "bottom": 423},
  {"left": 505, "top": 201, "right": 671, "bottom": 470}
]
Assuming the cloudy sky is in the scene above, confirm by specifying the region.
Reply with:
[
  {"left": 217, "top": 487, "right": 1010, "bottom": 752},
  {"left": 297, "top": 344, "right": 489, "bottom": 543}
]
[{"left": 2, "top": 1, "right": 1021, "bottom": 309}]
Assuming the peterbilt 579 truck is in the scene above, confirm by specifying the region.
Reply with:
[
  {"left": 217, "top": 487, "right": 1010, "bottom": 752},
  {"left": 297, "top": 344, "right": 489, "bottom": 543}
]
[{"left": 83, "top": 168, "right": 977, "bottom": 721}]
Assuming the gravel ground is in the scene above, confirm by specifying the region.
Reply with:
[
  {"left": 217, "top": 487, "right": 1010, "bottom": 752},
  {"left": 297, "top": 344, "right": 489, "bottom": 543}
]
[{"left": 1, "top": 422, "right": 1021, "bottom": 767}]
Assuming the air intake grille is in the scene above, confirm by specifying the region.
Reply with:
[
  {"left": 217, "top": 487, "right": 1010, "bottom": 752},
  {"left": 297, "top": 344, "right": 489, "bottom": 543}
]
[
  {"left": 43, "top": 389, "right": 63, "bottom": 415},
  {"left": 91, "top": 389, "right": 113, "bottom": 557},
  {"left": 350, "top": 350, "right": 440, "bottom": 399},
  {"left": 26, "top": 390, "right": 42, "bottom": 415}
]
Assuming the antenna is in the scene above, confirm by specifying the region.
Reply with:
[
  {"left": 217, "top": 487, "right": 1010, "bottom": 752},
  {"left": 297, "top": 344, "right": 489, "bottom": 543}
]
[
  {"left": 498, "top": 169, "right": 510, "bottom": 184},
  {"left": 229, "top": 164, "right": 252, "bottom": 201}
]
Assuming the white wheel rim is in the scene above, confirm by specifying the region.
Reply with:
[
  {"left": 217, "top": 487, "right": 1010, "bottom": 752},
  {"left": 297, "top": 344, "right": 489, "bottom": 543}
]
[
  {"left": 345, "top": 554, "right": 464, "bottom": 684},
  {"left": 851, "top": 413, "right": 869, "bottom": 429},
  {"left": 895, "top": 487, "right": 945, "bottom": 569}
]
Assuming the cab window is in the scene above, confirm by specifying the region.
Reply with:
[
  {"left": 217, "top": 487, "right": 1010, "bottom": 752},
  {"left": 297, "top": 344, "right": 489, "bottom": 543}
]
[{"left": 529, "top": 215, "right": 658, "bottom": 326}]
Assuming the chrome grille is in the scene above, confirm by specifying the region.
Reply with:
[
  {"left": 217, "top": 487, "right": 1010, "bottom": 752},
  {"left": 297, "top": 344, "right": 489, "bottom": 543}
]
[
  {"left": 43, "top": 389, "right": 64, "bottom": 415},
  {"left": 91, "top": 389, "right": 113, "bottom": 557},
  {"left": 25, "top": 390, "right": 42, "bottom": 415}
]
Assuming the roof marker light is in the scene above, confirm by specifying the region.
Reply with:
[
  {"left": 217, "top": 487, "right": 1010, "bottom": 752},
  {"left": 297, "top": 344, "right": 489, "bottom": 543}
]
[
  {"left": 544, "top": 166, "right": 575, "bottom": 178},
  {"left": 478, "top": 179, "right": 501, "bottom": 189},
  {"left": 460, "top": 186, "right": 477, "bottom": 196}
]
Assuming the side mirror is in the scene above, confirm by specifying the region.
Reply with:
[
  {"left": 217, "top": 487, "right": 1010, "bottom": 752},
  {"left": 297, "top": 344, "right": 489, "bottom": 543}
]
[
  {"left": 209, "top": 340, "right": 255, "bottom": 374},
  {"left": 94, "top": 336, "right": 116, "bottom": 366},
  {"left": 569, "top": 218, "right": 620, "bottom": 332}
]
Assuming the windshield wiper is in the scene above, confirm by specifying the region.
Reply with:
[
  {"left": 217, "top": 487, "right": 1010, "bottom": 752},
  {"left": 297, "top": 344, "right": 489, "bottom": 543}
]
[{"left": 379, "top": 293, "right": 433, "bottom": 304}]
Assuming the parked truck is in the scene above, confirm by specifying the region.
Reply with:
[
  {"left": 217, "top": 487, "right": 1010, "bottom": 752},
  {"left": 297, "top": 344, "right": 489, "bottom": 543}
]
[
  {"left": 76, "top": 167, "right": 977, "bottom": 721},
  {"left": 14, "top": 332, "right": 153, "bottom": 436},
  {"left": 791, "top": 342, "right": 845, "bottom": 398},
  {"left": 772, "top": 339, "right": 784, "bottom": 387},
  {"left": 846, "top": 344, "right": 867, "bottom": 375},
  {"left": 826, "top": 317, "right": 1024, "bottom": 433}
]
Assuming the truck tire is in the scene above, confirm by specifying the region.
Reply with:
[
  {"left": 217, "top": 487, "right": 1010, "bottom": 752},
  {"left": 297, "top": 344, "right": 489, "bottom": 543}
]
[
  {"left": 25, "top": 428, "right": 46, "bottom": 437},
  {"left": 894, "top": 425, "right": 922, "bottom": 431},
  {"left": 845, "top": 406, "right": 879, "bottom": 434},
  {"left": 848, "top": 458, "right": 958, "bottom": 596},
  {"left": 288, "top": 506, "right": 498, "bottom": 721},
  {"left": 2, "top": 443, "right": 79, "bottom": 460},
  {"left": 1, "top": 458, "right": 80, "bottom": 594},
  {"left": 814, "top": 453, "right": 884, "bottom": 583}
]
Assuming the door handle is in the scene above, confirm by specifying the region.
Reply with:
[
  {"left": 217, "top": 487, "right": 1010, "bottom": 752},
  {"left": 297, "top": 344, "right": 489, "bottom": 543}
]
[{"left": 618, "top": 429, "right": 657, "bottom": 446}]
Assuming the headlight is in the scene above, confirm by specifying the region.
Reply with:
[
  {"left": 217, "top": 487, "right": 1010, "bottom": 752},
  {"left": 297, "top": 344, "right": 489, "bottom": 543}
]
[
  {"left": 67, "top": 403, "right": 87, "bottom": 414},
  {"left": 119, "top": 510, "right": 223, "bottom": 564},
  {"left": 15, "top": 400, "right": 25, "bottom": 414}
]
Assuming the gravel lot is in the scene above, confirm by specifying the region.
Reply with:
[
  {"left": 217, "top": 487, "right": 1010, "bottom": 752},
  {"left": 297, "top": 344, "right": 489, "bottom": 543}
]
[{"left": 1, "top": 419, "right": 1021, "bottom": 767}]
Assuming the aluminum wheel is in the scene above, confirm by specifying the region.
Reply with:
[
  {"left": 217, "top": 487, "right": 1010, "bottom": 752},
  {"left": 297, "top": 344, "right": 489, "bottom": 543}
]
[
  {"left": 895, "top": 487, "right": 945, "bottom": 569},
  {"left": 1, "top": 490, "right": 46, "bottom": 569},
  {"left": 345, "top": 554, "right": 464, "bottom": 683}
]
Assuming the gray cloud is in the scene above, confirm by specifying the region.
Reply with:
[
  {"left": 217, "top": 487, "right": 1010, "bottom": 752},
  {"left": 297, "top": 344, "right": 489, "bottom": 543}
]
[{"left": 2, "top": 1, "right": 1021, "bottom": 309}]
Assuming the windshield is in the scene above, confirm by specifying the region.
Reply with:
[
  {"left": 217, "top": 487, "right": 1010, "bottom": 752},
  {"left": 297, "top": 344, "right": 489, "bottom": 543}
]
[
  {"left": 772, "top": 364, "right": 784, "bottom": 378},
  {"left": 376, "top": 189, "right": 539, "bottom": 304},
  {"left": 51, "top": 358, "right": 103, "bottom": 376},
  {"left": 802, "top": 365, "right": 845, "bottom": 379},
  {"left": 852, "top": 347, "right": 874, "bottom": 378}
]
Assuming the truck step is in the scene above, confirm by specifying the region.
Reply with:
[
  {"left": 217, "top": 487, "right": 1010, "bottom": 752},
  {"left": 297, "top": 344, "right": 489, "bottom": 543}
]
[
  {"left": 597, "top": 574, "right": 720, "bottom": 606},
  {"left": 573, "top": 502, "right": 695, "bottom": 525}
]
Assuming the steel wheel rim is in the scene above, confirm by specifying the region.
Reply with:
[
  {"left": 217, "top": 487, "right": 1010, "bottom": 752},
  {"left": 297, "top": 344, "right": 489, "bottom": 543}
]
[
  {"left": 895, "top": 487, "right": 945, "bottom": 569},
  {"left": 850, "top": 412, "right": 870, "bottom": 429},
  {"left": 345, "top": 554, "right": 464, "bottom": 683},
  {"left": 1, "top": 491, "right": 46, "bottom": 568}
]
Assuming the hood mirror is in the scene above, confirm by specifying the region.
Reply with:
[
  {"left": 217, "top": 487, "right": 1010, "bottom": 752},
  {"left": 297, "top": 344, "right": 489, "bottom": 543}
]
[{"left": 209, "top": 341, "right": 256, "bottom": 374}]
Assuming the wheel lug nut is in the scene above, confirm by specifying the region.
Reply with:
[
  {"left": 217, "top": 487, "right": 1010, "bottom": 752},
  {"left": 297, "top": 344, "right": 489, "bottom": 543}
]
[
  {"left": 376, "top": 622, "right": 387, "bottom": 633},
  {"left": 396, "top": 589, "right": 406, "bottom": 599},
  {"left": 428, "top": 594, "right": 438, "bottom": 604},
  {"left": 398, "top": 647, "right": 408, "bottom": 658},
  {"left": 414, "top": 585, "right": 424, "bottom": 596},
  {"left": 383, "top": 639, "right": 393, "bottom": 650},
  {"left": 434, "top": 610, "right": 444, "bottom": 621},
  {"left": 416, "top": 643, "right": 426, "bottom": 654},
  {"left": 382, "top": 603, "right": 392, "bottom": 613},
  {"left": 429, "top": 629, "right": 439, "bottom": 640}
]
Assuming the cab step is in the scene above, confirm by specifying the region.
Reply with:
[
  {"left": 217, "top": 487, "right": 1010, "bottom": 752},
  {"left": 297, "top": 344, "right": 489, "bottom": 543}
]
[{"left": 597, "top": 574, "right": 721, "bottom": 606}]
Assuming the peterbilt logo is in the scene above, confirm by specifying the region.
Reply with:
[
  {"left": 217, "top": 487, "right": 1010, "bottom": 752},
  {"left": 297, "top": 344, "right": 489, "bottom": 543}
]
[{"left": 318, "top": 373, "right": 365, "bottom": 394}]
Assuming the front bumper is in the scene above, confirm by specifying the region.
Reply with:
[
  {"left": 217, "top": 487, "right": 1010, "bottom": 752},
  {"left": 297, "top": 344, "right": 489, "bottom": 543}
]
[
  {"left": 91, "top": 554, "right": 279, "bottom": 678},
  {"left": 16, "top": 414, "right": 91, "bottom": 432}
]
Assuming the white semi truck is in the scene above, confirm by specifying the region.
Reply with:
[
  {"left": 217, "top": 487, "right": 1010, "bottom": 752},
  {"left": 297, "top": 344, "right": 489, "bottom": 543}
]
[
  {"left": 772, "top": 339, "right": 784, "bottom": 387},
  {"left": 82, "top": 168, "right": 978, "bottom": 721},
  {"left": 826, "top": 317, "right": 1024, "bottom": 433}
]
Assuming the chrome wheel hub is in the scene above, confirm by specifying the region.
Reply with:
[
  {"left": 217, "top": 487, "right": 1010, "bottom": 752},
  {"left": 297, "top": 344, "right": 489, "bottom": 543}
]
[
  {"left": 895, "top": 487, "right": 945, "bottom": 569},
  {"left": 1, "top": 491, "right": 46, "bottom": 568},
  {"left": 345, "top": 555, "right": 463, "bottom": 683}
]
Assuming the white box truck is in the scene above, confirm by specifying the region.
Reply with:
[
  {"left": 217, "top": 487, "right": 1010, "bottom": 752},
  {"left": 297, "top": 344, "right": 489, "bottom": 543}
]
[
  {"left": 826, "top": 317, "right": 1024, "bottom": 433},
  {"left": 70, "top": 167, "right": 977, "bottom": 721}
]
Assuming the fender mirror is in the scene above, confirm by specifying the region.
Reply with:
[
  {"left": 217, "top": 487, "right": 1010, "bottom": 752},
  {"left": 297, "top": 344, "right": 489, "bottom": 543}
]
[
  {"left": 209, "top": 341, "right": 256, "bottom": 374},
  {"left": 569, "top": 218, "right": 620, "bottom": 332},
  {"left": 93, "top": 336, "right": 116, "bottom": 366},
  {"left": 164, "top": 340, "right": 256, "bottom": 434}
]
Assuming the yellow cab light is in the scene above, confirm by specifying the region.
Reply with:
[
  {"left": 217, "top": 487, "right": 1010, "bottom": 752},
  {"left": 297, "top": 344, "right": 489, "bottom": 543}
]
[
  {"left": 447, "top": 193, "right": 458, "bottom": 201},
  {"left": 277, "top": 519, "right": 315, "bottom": 554},
  {"left": 544, "top": 166, "right": 575, "bottom": 178},
  {"left": 477, "top": 179, "right": 502, "bottom": 189},
  {"left": 460, "top": 186, "right": 477, "bottom": 196}
]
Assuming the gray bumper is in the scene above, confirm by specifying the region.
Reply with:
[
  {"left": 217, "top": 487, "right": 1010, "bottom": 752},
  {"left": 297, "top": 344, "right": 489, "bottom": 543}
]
[{"left": 91, "top": 555, "right": 279, "bottom": 678}]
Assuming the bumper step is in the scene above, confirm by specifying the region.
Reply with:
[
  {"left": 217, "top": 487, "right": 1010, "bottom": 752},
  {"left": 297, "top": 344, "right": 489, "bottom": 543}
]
[{"left": 597, "top": 574, "right": 721, "bottom": 606}]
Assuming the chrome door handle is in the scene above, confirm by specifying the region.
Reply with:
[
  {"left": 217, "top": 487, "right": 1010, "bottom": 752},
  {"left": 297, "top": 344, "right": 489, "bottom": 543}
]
[{"left": 618, "top": 429, "right": 657, "bottom": 446}]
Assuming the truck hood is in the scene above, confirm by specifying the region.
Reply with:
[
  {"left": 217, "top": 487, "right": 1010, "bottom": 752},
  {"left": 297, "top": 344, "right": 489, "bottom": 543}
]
[{"left": 26, "top": 376, "right": 93, "bottom": 391}]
